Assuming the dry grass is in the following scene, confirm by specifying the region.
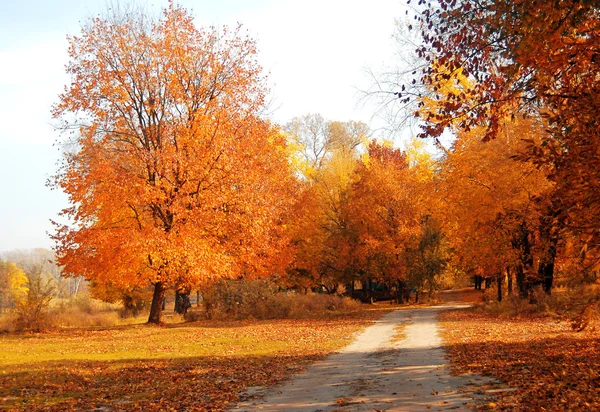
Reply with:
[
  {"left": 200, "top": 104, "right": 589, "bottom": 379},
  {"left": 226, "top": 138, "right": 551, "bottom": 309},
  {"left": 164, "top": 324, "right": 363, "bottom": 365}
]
[
  {"left": 0, "top": 297, "right": 146, "bottom": 333},
  {"left": 200, "top": 280, "right": 363, "bottom": 320},
  {"left": 435, "top": 288, "right": 484, "bottom": 304}
]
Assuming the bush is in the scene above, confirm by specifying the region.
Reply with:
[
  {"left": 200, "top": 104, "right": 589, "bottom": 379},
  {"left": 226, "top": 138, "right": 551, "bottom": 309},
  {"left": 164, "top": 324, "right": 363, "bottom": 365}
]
[
  {"left": 13, "top": 277, "right": 55, "bottom": 332},
  {"left": 89, "top": 281, "right": 151, "bottom": 317},
  {"left": 198, "top": 279, "right": 362, "bottom": 320},
  {"left": 479, "top": 284, "right": 600, "bottom": 320},
  {"left": 479, "top": 294, "right": 538, "bottom": 317},
  {"left": 0, "top": 313, "right": 17, "bottom": 333},
  {"left": 437, "top": 266, "right": 472, "bottom": 290},
  {"left": 482, "top": 285, "right": 498, "bottom": 304}
]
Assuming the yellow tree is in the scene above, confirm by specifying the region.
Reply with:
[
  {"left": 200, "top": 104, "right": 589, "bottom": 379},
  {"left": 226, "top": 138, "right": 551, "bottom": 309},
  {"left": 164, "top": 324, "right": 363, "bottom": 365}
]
[
  {"left": 0, "top": 260, "right": 28, "bottom": 309},
  {"left": 51, "top": 4, "right": 296, "bottom": 323},
  {"left": 285, "top": 148, "right": 358, "bottom": 292},
  {"left": 283, "top": 116, "right": 369, "bottom": 292}
]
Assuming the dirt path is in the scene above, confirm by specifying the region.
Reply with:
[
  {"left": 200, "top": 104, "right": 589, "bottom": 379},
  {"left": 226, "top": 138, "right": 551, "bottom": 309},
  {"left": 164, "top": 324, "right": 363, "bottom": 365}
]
[{"left": 234, "top": 303, "right": 499, "bottom": 411}]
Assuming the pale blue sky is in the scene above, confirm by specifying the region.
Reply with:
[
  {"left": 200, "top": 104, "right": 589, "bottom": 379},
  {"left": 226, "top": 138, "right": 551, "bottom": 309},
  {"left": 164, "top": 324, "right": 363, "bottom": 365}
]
[{"left": 0, "top": 0, "right": 405, "bottom": 251}]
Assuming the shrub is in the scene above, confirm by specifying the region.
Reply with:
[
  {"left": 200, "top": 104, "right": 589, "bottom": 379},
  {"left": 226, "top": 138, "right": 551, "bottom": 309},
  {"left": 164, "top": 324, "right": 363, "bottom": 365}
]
[
  {"left": 198, "top": 279, "right": 361, "bottom": 320},
  {"left": 0, "top": 313, "right": 17, "bottom": 333},
  {"left": 89, "top": 281, "right": 151, "bottom": 317},
  {"left": 482, "top": 285, "right": 498, "bottom": 304},
  {"left": 478, "top": 284, "right": 600, "bottom": 321},
  {"left": 479, "top": 294, "right": 538, "bottom": 318},
  {"left": 13, "top": 277, "right": 55, "bottom": 332}
]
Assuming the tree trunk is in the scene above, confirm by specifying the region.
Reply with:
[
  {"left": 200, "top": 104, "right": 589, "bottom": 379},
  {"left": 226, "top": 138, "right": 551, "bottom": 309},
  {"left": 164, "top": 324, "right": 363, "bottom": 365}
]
[
  {"left": 396, "top": 280, "right": 404, "bottom": 304},
  {"left": 72, "top": 277, "right": 81, "bottom": 297},
  {"left": 507, "top": 267, "right": 513, "bottom": 295},
  {"left": 515, "top": 263, "right": 528, "bottom": 298},
  {"left": 485, "top": 277, "right": 492, "bottom": 289},
  {"left": 148, "top": 282, "right": 166, "bottom": 324},
  {"left": 196, "top": 290, "right": 201, "bottom": 307},
  {"left": 538, "top": 214, "right": 559, "bottom": 295},
  {"left": 175, "top": 290, "right": 191, "bottom": 314},
  {"left": 539, "top": 244, "right": 557, "bottom": 294},
  {"left": 497, "top": 274, "right": 503, "bottom": 302},
  {"left": 512, "top": 220, "right": 534, "bottom": 298}
]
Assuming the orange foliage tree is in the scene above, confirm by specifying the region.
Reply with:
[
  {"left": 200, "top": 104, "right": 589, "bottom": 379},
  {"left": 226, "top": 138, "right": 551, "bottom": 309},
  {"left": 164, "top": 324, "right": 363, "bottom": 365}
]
[
  {"left": 283, "top": 116, "right": 369, "bottom": 293},
  {"left": 412, "top": 0, "right": 600, "bottom": 267},
  {"left": 437, "top": 116, "right": 555, "bottom": 297},
  {"left": 285, "top": 147, "right": 358, "bottom": 293},
  {"left": 51, "top": 4, "right": 296, "bottom": 323},
  {"left": 347, "top": 143, "right": 419, "bottom": 290}
]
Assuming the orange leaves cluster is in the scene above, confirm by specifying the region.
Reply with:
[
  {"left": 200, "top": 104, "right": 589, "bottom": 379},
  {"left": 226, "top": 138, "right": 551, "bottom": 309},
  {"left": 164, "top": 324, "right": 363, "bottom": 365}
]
[
  {"left": 51, "top": 3, "right": 297, "bottom": 318},
  {"left": 284, "top": 138, "right": 436, "bottom": 291},
  {"left": 414, "top": 0, "right": 600, "bottom": 269},
  {"left": 347, "top": 142, "right": 420, "bottom": 279},
  {"left": 437, "top": 117, "right": 553, "bottom": 278},
  {"left": 416, "top": 0, "right": 599, "bottom": 140},
  {"left": 440, "top": 309, "right": 600, "bottom": 410}
]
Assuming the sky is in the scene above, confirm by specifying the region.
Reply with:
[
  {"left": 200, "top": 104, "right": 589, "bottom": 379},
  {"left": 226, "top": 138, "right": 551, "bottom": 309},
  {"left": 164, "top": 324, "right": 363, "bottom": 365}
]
[{"left": 0, "top": 0, "right": 407, "bottom": 252}]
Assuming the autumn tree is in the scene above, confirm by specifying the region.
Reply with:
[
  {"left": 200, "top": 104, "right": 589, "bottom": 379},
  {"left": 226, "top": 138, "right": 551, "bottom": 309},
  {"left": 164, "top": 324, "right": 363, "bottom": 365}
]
[
  {"left": 437, "top": 116, "right": 555, "bottom": 298},
  {"left": 0, "top": 260, "right": 28, "bottom": 310},
  {"left": 283, "top": 115, "right": 370, "bottom": 292},
  {"left": 347, "top": 142, "right": 417, "bottom": 289},
  {"left": 285, "top": 148, "right": 358, "bottom": 293},
  {"left": 285, "top": 114, "right": 369, "bottom": 178},
  {"left": 51, "top": 4, "right": 296, "bottom": 323},
  {"left": 285, "top": 114, "right": 331, "bottom": 174},
  {"left": 1, "top": 249, "right": 79, "bottom": 297},
  {"left": 411, "top": 0, "right": 600, "bottom": 262},
  {"left": 404, "top": 216, "right": 446, "bottom": 303}
]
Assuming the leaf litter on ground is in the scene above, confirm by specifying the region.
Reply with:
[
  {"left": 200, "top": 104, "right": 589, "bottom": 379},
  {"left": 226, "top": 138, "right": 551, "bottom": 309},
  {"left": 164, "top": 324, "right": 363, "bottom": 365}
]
[{"left": 440, "top": 308, "right": 600, "bottom": 411}]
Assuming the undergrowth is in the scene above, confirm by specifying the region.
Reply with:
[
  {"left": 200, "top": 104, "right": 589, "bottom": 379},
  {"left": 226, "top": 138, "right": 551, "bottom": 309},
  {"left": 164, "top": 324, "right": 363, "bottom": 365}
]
[
  {"left": 477, "top": 284, "right": 600, "bottom": 329},
  {"left": 195, "top": 279, "right": 362, "bottom": 321}
]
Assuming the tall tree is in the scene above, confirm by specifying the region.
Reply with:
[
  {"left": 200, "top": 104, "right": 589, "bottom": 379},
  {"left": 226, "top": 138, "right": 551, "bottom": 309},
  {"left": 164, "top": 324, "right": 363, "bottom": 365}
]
[
  {"left": 412, "top": 0, "right": 600, "bottom": 254},
  {"left": 437, "top": 117, "right": 554, "bottom": 296},
  {"left": 285, "top": 114, "right": 369, "bottom": 178},
  {"left": 283, "top": 115, "right": 369, "bottom": 291},
  {"left": 51, "top": 4, "right": 295, "bottom": 323},
  {"left": 285, "top": 114, "right": 332, "bottom": 175},
  {"left": 348, "top": 142, "right": 419, "bottom": 286}
]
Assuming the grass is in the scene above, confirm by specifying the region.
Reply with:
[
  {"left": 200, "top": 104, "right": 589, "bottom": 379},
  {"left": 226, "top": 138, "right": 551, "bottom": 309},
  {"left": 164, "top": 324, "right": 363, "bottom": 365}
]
[{"left": 0, "top": 305, "right": 390, "bottom": 411}]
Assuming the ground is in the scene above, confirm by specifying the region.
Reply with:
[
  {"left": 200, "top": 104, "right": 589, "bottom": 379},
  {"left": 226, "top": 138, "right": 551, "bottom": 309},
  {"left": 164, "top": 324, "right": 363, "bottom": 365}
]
[
  {"left": 234, "top": 293, "right": 497, "bottom": 411},
  {"left": 0, "top": 310, "right": 386, "bottom": 411},
  {"left": 440, "top": 307, "right": 600, "bottom": 410},
  {"left": 2, "top": 290, "right": 597, "bottom": 411}
]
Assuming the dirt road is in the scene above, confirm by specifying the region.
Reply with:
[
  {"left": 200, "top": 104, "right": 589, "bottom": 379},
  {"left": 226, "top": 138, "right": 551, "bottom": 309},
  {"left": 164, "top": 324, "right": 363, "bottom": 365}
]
[{"left": 234, "top": 303, "right": 499, "bottom": 411}]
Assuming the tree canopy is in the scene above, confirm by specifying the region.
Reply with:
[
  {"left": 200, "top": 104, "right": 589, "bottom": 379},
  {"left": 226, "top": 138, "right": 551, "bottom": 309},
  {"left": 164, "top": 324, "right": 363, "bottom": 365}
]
[{"left": 52, "top": 3, "right": 296, "bottom": 323}]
